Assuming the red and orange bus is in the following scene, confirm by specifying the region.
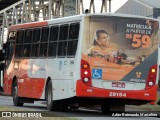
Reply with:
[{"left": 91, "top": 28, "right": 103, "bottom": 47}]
[{"left": 0, "top": 13, "right": 159, "bottom": 112}]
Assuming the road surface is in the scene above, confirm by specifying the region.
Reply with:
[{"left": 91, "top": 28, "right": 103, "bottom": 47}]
[{"left": 0, "top": 95, "right": 160, "bottom": 119}]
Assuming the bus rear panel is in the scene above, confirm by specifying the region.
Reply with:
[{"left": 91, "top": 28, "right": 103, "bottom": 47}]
[{"left": 78, "top": 15, "right": 159, "bottom": 105}]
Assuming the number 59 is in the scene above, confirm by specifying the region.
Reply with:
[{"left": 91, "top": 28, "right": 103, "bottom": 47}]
[{"left": 132, "top": 34, "right": 151, "bottom": 48}]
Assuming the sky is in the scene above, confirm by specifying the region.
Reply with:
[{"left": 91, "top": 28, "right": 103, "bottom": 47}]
[{"left": 111, "top": 0, "right": 128, "bottom": 12}]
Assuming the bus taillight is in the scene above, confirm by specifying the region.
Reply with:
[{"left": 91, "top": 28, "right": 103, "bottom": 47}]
[
  {"left": 145, "top": 65, "right": 157, "bottom": 90},
  {"left": 81, "top": 59, "right": 92, "bottom": 86}
]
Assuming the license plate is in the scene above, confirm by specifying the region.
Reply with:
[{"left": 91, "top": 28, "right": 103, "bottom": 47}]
[{"left": 112, "top": 82, "right": 125, "bottom": 88}]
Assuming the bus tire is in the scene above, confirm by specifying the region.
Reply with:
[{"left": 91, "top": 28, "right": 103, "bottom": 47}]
[
  {"left": 46, "top": 81, "right": 61, "bottom": 111},
  {"left": 12, "top": 81, "right": 23, "bottom": 106}
]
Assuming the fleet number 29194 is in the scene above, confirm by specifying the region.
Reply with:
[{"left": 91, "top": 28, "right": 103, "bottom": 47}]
[{"left": 109, "top": 92, "right": 127, "bottom": 97}]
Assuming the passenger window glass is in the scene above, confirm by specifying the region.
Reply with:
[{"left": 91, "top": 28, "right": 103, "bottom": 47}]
[
  {"left": 59, "top": 25, "right": 68, "bottom": 40},
  {"left": 15, "top": 45, "right": 22, "bottom": 57},
  {"left": 7, "top": 42, "right": 15, "bottom": 60},
  {"left": 24, "top": 29, "right": 32, "bottom": 43},
  {"left": 48, "top": 42, "right": 57, "bottom": 57},
  {"left": 41, "top": 27, "right": 49, "bottom": 42},
  {"left": 67, "top": 23, "right": 80, "bottom": 58},
  {"left": 39, "top": 27, "right": 49, "bottom": 57},
  {"left": 40, "top": 43, "right": 48, "bottom": 57},
  {"left": 31, "top": 28, "right": 41, "bottom": 57},
  {"left": 48, "top": 26, "right": 59, "bottom": 57},
  {"left": 23, "top": 44, "right": 30, "bottom": 57},
  {"left": 69, "top": 23, "right": 79, "bottom": 39},
  {"left": 16, "top": 30, "right": 24, "bottom": 44},
  {"left": 15, "top": 30, "right": 24, "bottom": 58},
  {"left": 21, "top": 29, "right": 33, "bottom": 57},
  {"left": 49, "top": 23, "right": 79, "bottom": 58},
  {"left": 58, "top": 41, "right": 67, "bottom": 57},
  {"left": 31, "top": 44, "right": 39, "bottom": 57},
  {"left": 33, "top": 28, "right": 40, "bottom": 43},
  {"left": 67, "top": 40, "right": 78, "bottom": 57},
  {"left": 50, "top": 26, "right": 59, "bottom": 41}
]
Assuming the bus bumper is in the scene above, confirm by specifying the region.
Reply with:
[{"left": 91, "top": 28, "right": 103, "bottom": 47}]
[{"left": 76, "top": 80, "right": 158, "bottom": 102}]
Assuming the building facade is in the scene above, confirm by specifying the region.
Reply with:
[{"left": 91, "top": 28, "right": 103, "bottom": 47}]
[{"left": 116, "top": 0, "right": 160, "bottom": 19}]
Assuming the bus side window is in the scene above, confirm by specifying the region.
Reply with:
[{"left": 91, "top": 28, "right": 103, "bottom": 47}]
[
  {"left": 58, "top": 24, "right": 68, "bottom": 57},
  {"left": 67, "top": 23, "right": 79, "bottom": 57},
  {"left": 23, "top": 29, "right": 32, "bottom": 57},
  {"left": 7, "top": 31, "right": 16, "bottom": 60},
  {"left": 48, "top": 26, "right": 59, "bottom": 57},
  {"left": 58, "top": 41, "right": 67, "bottom": 57},
  {"left": 15, "top": 30, "right": 24, "bottom": 58},
  {"left": 31, "top": 28, "right": 41, "bottom": 57},
  {"left": 7, "top": 42, "right": 15, "bottom": 60},
  {"left": 40, "top": 27, "right": 49, "bottom": 57}
]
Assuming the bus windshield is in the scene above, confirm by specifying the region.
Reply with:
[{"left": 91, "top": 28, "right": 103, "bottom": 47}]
[{"left": 82, "top": 16, "right": 159, "bottom": 82}]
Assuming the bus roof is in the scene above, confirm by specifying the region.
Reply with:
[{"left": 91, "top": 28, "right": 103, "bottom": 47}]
[{"left": 9, "top": 12, "right": 159, "bottom": 31}]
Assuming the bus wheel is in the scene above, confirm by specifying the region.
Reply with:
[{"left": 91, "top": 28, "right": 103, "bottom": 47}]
[
  {"left": 12, "top": 81, "right": 23, "bottom": 106},
  {"left": 46, "top": 81, "right": 60, "bottom": 111}
]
